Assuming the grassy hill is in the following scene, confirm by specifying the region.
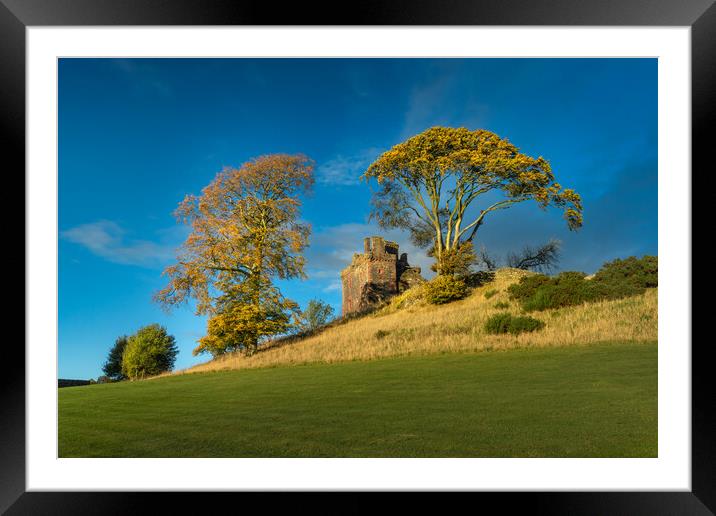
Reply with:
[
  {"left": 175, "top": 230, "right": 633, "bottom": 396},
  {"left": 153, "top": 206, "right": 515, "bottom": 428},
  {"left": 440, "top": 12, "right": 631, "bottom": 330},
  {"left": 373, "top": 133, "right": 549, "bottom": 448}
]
[
  {"left": 59, "top": 342, "right": 656, "bottom": 457},
  {"left": 59, "top": 268, "right": 657, "bottom": 458},
  {"left": 182, "top": 268, "right": 657, "bottom": 374}
]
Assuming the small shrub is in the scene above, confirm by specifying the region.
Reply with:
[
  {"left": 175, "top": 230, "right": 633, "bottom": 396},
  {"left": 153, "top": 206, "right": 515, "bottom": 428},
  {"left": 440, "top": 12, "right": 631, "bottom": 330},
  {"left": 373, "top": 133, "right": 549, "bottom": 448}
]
[
  {"left": 424, "top": 275, "right": 470, "bottom": 305},
  {"left": 484, "top": 313, "right": 512, "bottom": 334},
  {"left": 507, "top": 315, "right": 545, "bottom": 334},
  {"left": 374, "top": 329, "right": 390, "bottom": 340},
  {"left": 494, "top": 301, "right": 509, "bottom": 309},
  {"left": 484, "top": 289, "right": 498, "bottom": 299},
  {"left": 433, "top": 241, "right": 477, "bottom": 276},
  {"left": 484, "top": 313, "right": 545, "bottom": 335}
]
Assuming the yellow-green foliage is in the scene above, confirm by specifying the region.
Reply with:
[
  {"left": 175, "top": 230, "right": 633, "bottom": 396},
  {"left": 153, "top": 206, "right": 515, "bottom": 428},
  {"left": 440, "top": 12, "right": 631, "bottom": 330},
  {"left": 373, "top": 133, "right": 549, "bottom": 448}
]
[
  {"left": 171, "top": 268, "right": 657, "bottom": 376},
  {"left": 424, "top": 275, "right": 470, "bottom": 305},
  {"left": 361, "top": 127, "right": 583, "bottom": 275},
  {"left": 122, "top": 324, "right": 178, "bottom": 380}
]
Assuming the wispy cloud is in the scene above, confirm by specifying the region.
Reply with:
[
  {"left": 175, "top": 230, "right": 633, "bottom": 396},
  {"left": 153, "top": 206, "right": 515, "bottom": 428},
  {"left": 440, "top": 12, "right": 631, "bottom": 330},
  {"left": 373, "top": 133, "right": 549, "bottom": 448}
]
[
  {"left": 61, "top": 220, "right": 187, "bottom": 268},
  {"left": 322, "top": 280, "right": 342, "bottom": 293},
  {"left": 316, "top": 148, "right": 383, "bottom": 186}
]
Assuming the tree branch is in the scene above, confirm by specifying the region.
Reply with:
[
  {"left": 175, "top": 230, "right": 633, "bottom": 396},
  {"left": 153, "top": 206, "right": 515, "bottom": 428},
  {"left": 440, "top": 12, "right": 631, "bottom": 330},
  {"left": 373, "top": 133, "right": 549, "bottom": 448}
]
[{"left": 459, "top": 196, "right": 529, "bottom": 242}]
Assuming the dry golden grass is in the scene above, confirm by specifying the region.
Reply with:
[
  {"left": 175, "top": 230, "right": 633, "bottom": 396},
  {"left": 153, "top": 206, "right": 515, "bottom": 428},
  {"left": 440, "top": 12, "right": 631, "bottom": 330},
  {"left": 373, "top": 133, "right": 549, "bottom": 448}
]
[{"left": 175, "top": 268, "right": 657, "bottom": 376}]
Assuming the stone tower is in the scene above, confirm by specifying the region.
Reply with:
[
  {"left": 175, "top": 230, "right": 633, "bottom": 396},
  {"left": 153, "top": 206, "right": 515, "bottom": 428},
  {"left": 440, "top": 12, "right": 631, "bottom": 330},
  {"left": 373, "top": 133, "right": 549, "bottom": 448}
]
[{"left": 340, "top": 236, "right": 424, "bottom": 316}]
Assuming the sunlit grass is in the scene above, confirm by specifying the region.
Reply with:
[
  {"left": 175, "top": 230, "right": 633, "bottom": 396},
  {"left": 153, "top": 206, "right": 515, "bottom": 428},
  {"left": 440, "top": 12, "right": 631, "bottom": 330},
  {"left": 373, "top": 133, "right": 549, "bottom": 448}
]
[
  {"left": 60, "top": 268, "right": 658, "bottom": 458},
  {"left": 180, "top": 269, "right": 657, "bottom": 375},
  {"left": 59, "top": 342, "right": 657, "bottom": 458}
]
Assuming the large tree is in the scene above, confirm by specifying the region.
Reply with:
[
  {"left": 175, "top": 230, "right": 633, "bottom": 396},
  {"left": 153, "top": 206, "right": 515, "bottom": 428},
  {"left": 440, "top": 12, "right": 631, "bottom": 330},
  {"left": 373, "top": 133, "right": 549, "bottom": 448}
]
[
  {"left": 362, "top": 127, "right": 583, "bottom": 275},
  {"left": 121, "top": 324, "right": 178, "bottom": 380},
  {"left": 101, "top": 335, "right": 128, "bottom": 381},
  {"left": 155, "top": 154, "right": 314, "bottom": 356}
]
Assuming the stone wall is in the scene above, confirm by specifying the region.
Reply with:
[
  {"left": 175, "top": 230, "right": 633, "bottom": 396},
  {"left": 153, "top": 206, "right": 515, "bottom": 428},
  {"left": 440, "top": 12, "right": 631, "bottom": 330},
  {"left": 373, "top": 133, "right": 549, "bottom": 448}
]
[{"left": 341, "top": 236, "right": 424, "bottom": 316}]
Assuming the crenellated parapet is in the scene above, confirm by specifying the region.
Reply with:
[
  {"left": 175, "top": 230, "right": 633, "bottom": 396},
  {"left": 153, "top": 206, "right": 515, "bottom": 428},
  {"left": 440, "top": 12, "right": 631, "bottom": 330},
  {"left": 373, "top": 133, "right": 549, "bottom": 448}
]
[{"left": 341, "top": 236, "right": 424, "bottom": 316}]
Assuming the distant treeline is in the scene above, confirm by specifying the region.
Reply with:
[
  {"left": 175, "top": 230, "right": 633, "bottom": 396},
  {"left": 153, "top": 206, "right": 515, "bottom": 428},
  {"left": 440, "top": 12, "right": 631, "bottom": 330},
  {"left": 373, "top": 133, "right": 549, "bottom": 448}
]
[{"left": 58, "top": 379, "right": 91, "bottom": 388}]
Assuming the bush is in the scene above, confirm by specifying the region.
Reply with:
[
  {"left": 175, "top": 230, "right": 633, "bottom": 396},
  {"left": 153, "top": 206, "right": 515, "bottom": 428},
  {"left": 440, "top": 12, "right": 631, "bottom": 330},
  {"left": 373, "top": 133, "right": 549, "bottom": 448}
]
[
  {"left": 122, "top": 324, "right": 179, "bottom": 380},
  {"left": 521, "top": 271, "right": 591, "bottom": 311},
  {"left": 484, "top": 313, "right": 512, "bottom": 334},
  {"left": 494, "top": 301, "right": 509, "bottom": 309},
  {"left": 508, "top": 256, "right": 658, "bottom": 312},
  {"left": 484, "top": 313, "right": 545, "bottom": 335},
  {"left": 433, "top": 242, "right": 477, "bottom": 276},
  {"left": 507, "top": 315, "right": 546, "bottom": 334},
  {"left": 593, "top": 255, "right": 657, "bottom": 288},
  {"left": 506, "top": 274, "right": 552, "bottom": 303},
  {"left": 424, "top": 275, "right": 470, "bottom": 305},
  {"left": 484, "top": 289, "right": 498, "bottom": 299},
  {"left": 374, "top": 329, "right": 390, "bottom": 340}
]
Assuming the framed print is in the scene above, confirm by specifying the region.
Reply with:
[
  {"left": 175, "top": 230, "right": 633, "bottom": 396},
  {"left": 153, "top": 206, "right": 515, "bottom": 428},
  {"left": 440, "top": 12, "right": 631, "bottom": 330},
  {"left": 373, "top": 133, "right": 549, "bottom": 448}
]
[{"left": 4, "top": 0, "right": 711, "bottom": 513}]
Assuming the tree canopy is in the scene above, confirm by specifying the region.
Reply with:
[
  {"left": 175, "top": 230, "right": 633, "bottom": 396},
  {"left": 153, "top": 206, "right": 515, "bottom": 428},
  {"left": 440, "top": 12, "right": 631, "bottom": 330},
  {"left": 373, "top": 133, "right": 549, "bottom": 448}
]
[
  {"left": 296, "top": 299, "right": 335, "bottom": 334},
  {"left": 121, "top": 324, "right": 178, "bottom": 380},
  {"left": 101, "top": 335, "right": 128, "bottom": 381},
  {"left": 155, "top": 153, "right": 315, "bottom": 356},
  {"left": 362, "top": 127, "right": 582, "bottom": 275}
]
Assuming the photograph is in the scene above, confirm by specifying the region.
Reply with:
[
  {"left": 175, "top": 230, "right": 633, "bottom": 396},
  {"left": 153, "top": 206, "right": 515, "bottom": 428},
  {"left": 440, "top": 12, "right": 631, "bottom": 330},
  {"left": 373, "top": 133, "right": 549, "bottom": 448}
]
[{"left": 56, "top": 57, "right": 659, "bottom": 459}]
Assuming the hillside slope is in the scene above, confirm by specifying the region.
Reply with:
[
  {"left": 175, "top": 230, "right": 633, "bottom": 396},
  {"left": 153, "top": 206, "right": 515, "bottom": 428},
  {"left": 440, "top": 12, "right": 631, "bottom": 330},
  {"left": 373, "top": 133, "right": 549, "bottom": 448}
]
[
  {"left": 181, "top": 268, "right": 657, "bottom": 375},
  {"left": 60, "top": 343, "right": 657, "bottom": 458}
]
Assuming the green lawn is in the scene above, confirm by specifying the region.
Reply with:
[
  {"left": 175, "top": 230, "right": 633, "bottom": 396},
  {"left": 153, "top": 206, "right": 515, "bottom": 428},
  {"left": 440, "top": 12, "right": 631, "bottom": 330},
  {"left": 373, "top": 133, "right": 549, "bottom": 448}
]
[{"left": 59, "top": 342, "right": 657, "bottom": 457}]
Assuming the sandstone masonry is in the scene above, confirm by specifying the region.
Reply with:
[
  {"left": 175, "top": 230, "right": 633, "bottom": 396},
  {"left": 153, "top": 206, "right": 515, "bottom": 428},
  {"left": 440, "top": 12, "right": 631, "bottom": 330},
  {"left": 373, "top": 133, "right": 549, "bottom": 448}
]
[{"left": 340, "top": 236, "right": 425, "bottom": 316}]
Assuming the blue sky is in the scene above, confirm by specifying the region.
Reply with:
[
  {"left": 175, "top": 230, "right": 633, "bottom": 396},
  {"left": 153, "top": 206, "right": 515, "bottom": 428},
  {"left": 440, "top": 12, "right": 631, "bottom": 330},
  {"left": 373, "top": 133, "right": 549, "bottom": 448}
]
[{"left": 59, "top": 58, "right": 657, "bottom": 379}]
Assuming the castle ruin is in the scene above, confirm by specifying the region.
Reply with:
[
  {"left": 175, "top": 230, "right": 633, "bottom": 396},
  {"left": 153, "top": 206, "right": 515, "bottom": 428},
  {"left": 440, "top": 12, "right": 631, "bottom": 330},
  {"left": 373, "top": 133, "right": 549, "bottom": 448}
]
[{"left": 341, "top": 236, "right": 425, "bottom": 316}]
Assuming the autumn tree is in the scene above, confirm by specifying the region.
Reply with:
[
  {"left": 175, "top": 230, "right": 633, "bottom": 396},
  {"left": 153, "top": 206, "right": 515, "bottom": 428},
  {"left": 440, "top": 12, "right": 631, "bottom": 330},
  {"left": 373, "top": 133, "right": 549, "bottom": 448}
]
[
  {"left": 155, "top": 154, "right": 314, "bottom": 357},
  {"left": 362, "top": 127, "right": 583, "bottom": 275}
]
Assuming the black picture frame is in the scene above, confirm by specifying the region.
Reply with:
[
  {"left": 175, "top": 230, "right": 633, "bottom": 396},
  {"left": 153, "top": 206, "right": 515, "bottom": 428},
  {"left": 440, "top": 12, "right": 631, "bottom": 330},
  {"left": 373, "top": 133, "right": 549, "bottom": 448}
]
[{"left": 3, "top": 1, "right": 709, "bottom": 513}]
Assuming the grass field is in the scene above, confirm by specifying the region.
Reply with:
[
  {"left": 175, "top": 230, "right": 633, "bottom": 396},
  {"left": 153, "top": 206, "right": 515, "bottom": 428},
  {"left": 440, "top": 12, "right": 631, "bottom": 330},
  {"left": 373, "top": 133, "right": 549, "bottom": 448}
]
[
  {"left": 59, "top": 341, "right": 657, "bottom": 458},
  {"left": 181, "top": 269, "right": 657, "bottom": 374}
]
